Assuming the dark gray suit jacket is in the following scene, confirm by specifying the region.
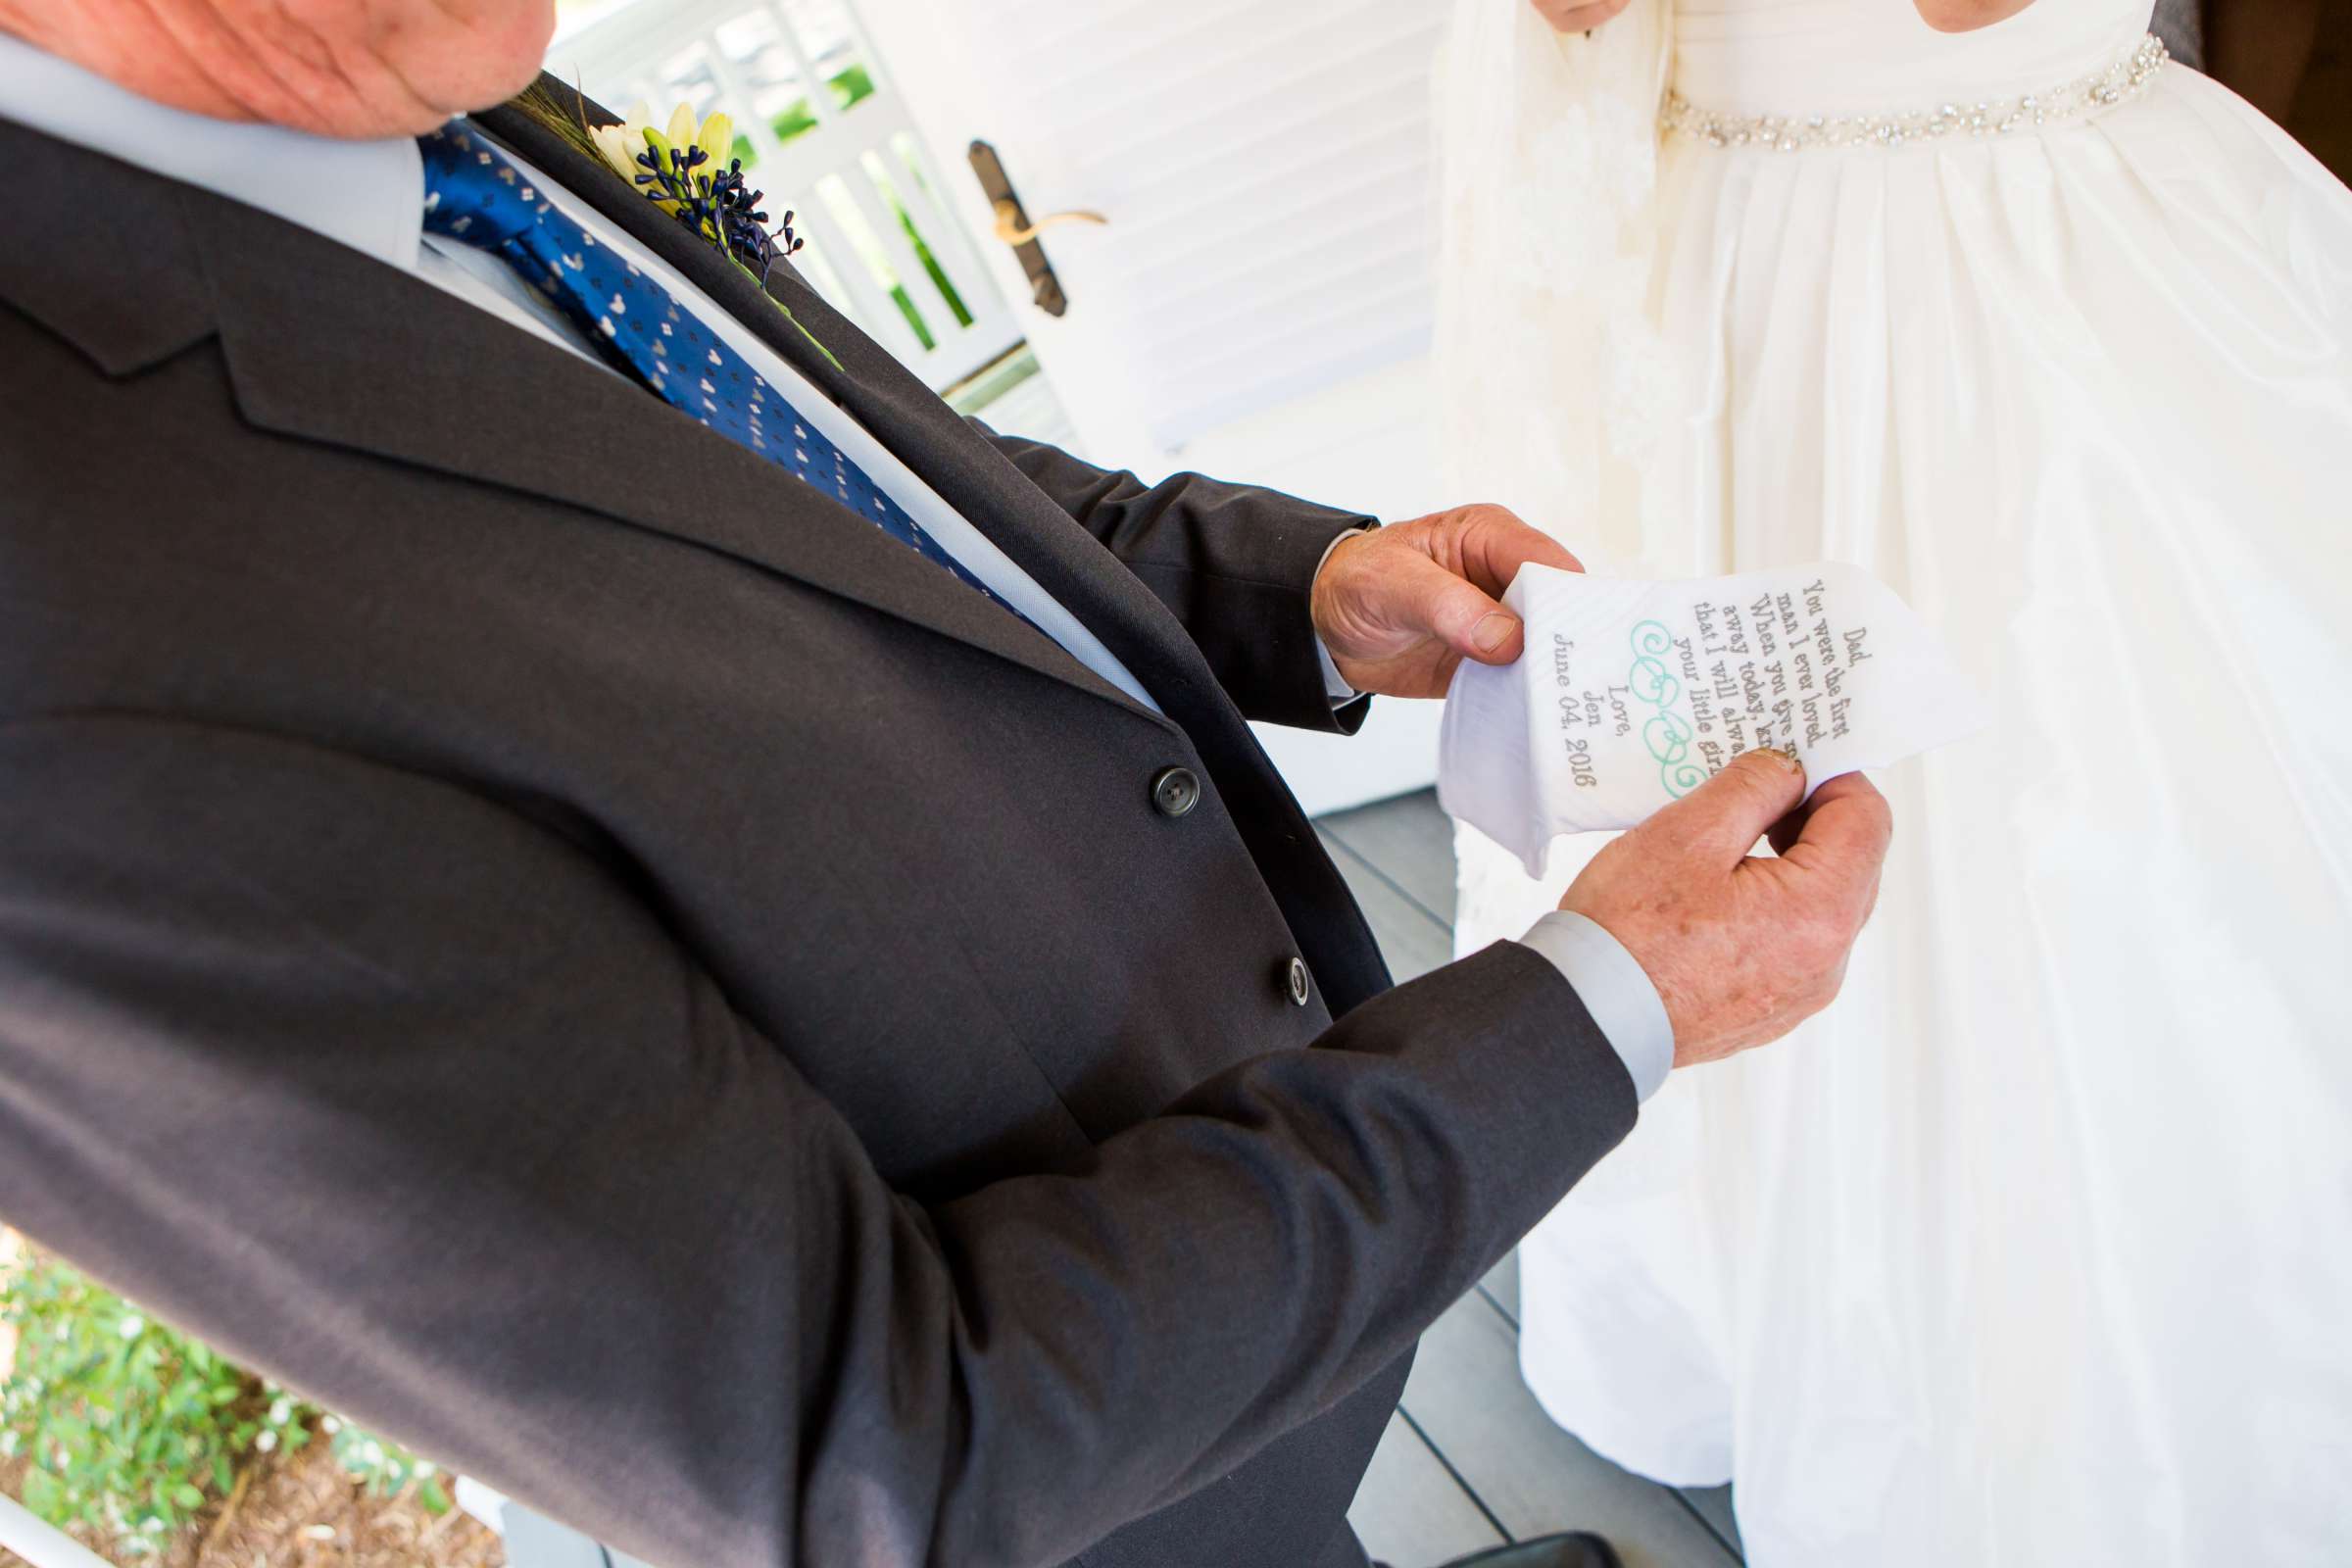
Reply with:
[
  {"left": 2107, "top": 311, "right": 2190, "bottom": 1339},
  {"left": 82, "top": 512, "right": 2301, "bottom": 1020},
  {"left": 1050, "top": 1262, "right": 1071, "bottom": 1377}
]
[{"left": 0, "top": 90, "right": 1636, "bottom": 1568}]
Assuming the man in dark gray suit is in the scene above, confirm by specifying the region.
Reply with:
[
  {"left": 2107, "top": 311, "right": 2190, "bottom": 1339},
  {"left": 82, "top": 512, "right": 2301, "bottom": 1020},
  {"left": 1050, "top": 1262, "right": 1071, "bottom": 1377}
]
[{"left": 0, "top": 3, "right": 1889, "bottom": 1566}]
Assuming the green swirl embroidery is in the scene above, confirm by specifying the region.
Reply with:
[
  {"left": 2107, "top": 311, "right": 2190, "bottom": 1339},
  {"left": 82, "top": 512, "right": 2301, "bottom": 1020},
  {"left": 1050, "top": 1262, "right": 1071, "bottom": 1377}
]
[{"left": 1628, "top": 620, "right": 1707, "bottom": 799}]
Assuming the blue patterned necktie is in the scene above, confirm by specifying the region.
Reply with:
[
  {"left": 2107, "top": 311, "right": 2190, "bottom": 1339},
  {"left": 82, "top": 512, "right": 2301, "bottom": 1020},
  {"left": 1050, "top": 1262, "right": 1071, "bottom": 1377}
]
[{"left": 415, "top": 122, "right": 1013, "bottom": 612}]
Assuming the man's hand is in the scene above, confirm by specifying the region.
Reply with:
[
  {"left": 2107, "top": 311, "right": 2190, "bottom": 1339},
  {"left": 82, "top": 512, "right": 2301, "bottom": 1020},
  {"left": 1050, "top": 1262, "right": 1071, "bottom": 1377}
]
[
  {"left": 1311, "top": 504, "right": 1582, "bottom": 700},
  {"left": 1528, "top": 0, "right": 1635, "bottom": 33},
  {"left": 1563, "top": 750, "right": 1893, "bottom": 1068}
]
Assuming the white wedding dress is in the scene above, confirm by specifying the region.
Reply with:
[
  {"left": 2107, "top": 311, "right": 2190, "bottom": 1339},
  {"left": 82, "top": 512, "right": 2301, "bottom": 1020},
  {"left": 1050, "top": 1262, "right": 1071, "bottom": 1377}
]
[{"left": 1436, "top": 1, "right": 2352, "bottom": 1562}]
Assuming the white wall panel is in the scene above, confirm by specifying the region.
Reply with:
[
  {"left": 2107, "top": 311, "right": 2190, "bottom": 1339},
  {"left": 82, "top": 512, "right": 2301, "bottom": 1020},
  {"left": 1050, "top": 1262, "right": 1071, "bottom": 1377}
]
[{"left": 877, "top": 0, "right": 1446, "bottom": 453}]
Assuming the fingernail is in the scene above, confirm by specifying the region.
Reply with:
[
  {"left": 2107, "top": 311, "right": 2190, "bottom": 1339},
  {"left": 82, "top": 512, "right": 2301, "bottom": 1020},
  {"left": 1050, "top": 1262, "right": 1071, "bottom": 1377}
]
[
  {"left": 1472, "top": 612, "right": 1517, "bottom": 654},
  {"left": 1754, "top": 745, "right": 1801, "bottom": 772}
]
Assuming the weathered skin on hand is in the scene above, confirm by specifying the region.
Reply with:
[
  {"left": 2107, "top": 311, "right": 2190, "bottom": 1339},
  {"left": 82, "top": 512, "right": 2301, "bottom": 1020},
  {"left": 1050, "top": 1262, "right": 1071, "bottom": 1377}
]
[
  {"left": 1310, "top": 503, "right": 1583, "bottom": 701},
  {"left": 1310, "top": 496, "right": 1890, "bottom": 1067},
  {"left": 1561, "top": 750, "right": 1893, "bottom": 1067}
]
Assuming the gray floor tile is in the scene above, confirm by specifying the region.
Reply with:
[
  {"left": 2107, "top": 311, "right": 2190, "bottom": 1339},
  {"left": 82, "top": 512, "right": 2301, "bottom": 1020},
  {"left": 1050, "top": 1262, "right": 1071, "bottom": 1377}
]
[
  {"left": 1317, "top": 791, "right": 1457, "bottom": 931},
  {"left": 1398, "top": 1296, "right": 1740, "bottom": 1568},
  {"left": 1317, "top": 826, "right": 1451, "bottom": 981},
  {"left": 1347, "top": 1412, "right": 1507, "bottom": 1568},
  {"left": 1677, "top": 1487, "right": 1740, "bottom": 1556},
  {"left": 1336, "top": 790, "right": 1745, "bottom": 1564},
  {"left": 1478, "top": 1250, "right": 1519, "bottom": 1329},
  {"left": 496, "top": 1503, "right": 612, "bottom": 1568}
]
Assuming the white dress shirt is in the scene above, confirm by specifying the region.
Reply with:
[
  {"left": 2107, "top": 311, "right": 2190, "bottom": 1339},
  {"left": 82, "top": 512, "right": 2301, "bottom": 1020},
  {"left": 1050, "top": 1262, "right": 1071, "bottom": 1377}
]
[{"left": 0, "top": 33, "right": 1672, "bottom": 1101}]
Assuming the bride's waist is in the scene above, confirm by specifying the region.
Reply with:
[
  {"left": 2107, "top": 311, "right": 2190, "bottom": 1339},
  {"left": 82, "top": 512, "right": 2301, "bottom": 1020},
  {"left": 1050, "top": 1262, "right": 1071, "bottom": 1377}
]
[
  {"left": 1666, "top": 25, "right": 2165, "bottom": 151},
  {"left": 1669, "top": 3, "right": 2152, "bottom": 122}
]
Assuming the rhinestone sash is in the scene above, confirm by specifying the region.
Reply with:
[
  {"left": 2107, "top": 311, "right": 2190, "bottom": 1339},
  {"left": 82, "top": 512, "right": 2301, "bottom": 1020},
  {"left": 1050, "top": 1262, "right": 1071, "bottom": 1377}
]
[{"left": 1662, "top": 31, "right": 2168, "bottom": 152}]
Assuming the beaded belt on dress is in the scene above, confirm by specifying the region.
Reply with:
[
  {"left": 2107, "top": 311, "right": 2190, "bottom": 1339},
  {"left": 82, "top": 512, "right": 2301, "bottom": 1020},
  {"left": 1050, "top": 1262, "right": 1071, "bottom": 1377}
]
[{"left": 1661, "top": 31, "right": 2167, "bottom": 151}]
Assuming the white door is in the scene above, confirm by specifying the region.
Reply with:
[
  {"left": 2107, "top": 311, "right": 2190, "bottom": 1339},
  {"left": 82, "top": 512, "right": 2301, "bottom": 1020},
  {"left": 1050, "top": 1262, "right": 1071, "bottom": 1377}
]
[{"left": 544, "top": 0, "right": 1456, "bottom": 815}]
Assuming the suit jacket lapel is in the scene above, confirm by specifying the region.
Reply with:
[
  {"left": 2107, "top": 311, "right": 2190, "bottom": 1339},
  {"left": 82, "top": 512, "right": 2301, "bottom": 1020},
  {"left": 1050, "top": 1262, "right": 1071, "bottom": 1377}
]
[
  {"left": 476, "top": 90, "right": 1392, "bottom": 1006},
  {"left": 0, "top": 117, "right": 1167, "bottom": 730},
  {"left": 4, "top": 108, "right": 1390, "bottom": 1005},
  {"left": 474, "top": 86, "right": 1249, "bottom": 737}
]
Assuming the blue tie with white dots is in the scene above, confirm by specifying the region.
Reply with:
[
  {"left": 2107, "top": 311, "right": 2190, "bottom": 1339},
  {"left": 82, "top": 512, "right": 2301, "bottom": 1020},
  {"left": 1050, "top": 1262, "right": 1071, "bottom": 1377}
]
[{"left": 416, "top": 122, "right": 1013, "bottom": 612}]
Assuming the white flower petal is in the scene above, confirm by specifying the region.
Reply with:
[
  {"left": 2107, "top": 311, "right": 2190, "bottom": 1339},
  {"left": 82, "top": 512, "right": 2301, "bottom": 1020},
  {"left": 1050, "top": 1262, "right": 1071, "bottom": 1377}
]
[{"left": 589, "top": 123, "right": 640, "bottom": 182}]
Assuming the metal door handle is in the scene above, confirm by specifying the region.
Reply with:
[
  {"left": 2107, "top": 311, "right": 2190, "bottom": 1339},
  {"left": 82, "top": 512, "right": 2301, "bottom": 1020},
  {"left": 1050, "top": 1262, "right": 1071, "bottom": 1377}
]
[
  {"left": 968, "top": 139, "right": 1098, "bottom": 318},
  {"left": 992, "top": 201, "right": 1108, "bottom": 246}
]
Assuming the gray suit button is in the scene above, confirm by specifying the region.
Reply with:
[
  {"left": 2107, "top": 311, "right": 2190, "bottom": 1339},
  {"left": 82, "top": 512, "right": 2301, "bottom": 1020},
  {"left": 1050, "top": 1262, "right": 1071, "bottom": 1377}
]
[
  {"left": 1285, "top": 956, "right": 1311, "bottom": 1006},
  {"left": 1152, "top": 766, "right": 1201, "bottom": 817}
]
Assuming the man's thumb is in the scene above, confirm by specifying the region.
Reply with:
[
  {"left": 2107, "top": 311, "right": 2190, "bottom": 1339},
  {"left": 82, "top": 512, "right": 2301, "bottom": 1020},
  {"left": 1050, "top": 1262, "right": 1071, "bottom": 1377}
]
[
  {"left": 1402, "top": 554, "right": 1522, "bottom": 665},
  {"left": 1639, "top": 747, "right": 1807, "bottom": 866}
]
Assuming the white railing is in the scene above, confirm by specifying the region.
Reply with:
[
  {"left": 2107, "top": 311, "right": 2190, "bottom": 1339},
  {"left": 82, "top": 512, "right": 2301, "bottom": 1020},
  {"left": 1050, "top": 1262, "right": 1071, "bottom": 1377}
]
[
  {"left": 547, "top": 0, "right": 1024, "bottom": 392},
  {"left": 0, "top": 1492, "right": 116, "bottom": 1568}
]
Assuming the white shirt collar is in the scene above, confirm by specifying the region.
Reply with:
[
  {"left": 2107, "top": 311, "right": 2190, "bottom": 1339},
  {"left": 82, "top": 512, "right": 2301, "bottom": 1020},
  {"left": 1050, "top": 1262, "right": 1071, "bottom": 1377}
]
[{"left": 0, "top": 29, "right": 423, "bottom": 273}]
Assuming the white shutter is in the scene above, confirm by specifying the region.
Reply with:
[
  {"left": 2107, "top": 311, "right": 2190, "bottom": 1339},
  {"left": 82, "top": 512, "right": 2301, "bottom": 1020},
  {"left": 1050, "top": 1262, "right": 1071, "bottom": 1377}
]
[{"left": 882, "top": 0, "right": 1446, "bottom": 453}]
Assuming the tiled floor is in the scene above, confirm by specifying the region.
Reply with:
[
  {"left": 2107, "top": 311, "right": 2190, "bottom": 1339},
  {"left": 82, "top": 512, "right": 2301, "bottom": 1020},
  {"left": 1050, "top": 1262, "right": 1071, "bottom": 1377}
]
[{"left": 1319, "top": 791, "right": 1742, "bottom": 1568}]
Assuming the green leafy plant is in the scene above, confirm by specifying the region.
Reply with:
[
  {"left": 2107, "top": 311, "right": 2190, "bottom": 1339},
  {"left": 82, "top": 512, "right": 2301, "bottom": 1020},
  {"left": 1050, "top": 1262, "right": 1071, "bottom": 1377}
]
[
  {"left": 329, "top": 1415, "right": 452, "bottom": 1517},
  {"left": 1, "top": 1253, "right": 443, "bottom": 1555},
  {"left": 766, "top": 63, "right": 878, "bottom": 150}
]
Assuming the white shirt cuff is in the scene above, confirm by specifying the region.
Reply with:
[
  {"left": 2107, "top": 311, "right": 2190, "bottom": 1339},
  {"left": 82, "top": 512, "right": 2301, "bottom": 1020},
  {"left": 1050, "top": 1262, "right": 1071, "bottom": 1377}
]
[
  {"left": 1514, "top": 911, "right": 1675, "bottom": 1102},
  {"left": 1317, "top": 640, "right": 1356, "bottom": 705},
  {"left": 1313, "top": 528, "right": 1371, "bottom": 706}
]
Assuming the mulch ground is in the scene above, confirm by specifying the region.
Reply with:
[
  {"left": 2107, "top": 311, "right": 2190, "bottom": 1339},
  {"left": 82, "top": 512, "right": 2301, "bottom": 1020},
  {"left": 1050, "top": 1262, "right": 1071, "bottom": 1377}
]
[
  {"left": 2, "top": 1441, "right": 506, "bottom": 1568},
  {"left": 2, "top": 1221, "right": 503, "bottom": 1568}
]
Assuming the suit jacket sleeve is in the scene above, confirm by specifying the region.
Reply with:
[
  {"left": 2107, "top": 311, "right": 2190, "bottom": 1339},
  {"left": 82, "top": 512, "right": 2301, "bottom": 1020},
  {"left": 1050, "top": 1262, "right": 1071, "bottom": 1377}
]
[
  {"left": 0, "top": 716, "right": 1635, "bottom": 1568},
  {"left": 977, "top": 424, "right": 1372, "bottom": 734}
]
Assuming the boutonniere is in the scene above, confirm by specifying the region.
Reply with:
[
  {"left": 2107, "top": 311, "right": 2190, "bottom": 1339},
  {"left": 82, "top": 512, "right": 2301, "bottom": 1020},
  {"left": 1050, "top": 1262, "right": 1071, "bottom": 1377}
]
[{"left": 589, "top": 101, "right": 841, "bottom": 369}]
